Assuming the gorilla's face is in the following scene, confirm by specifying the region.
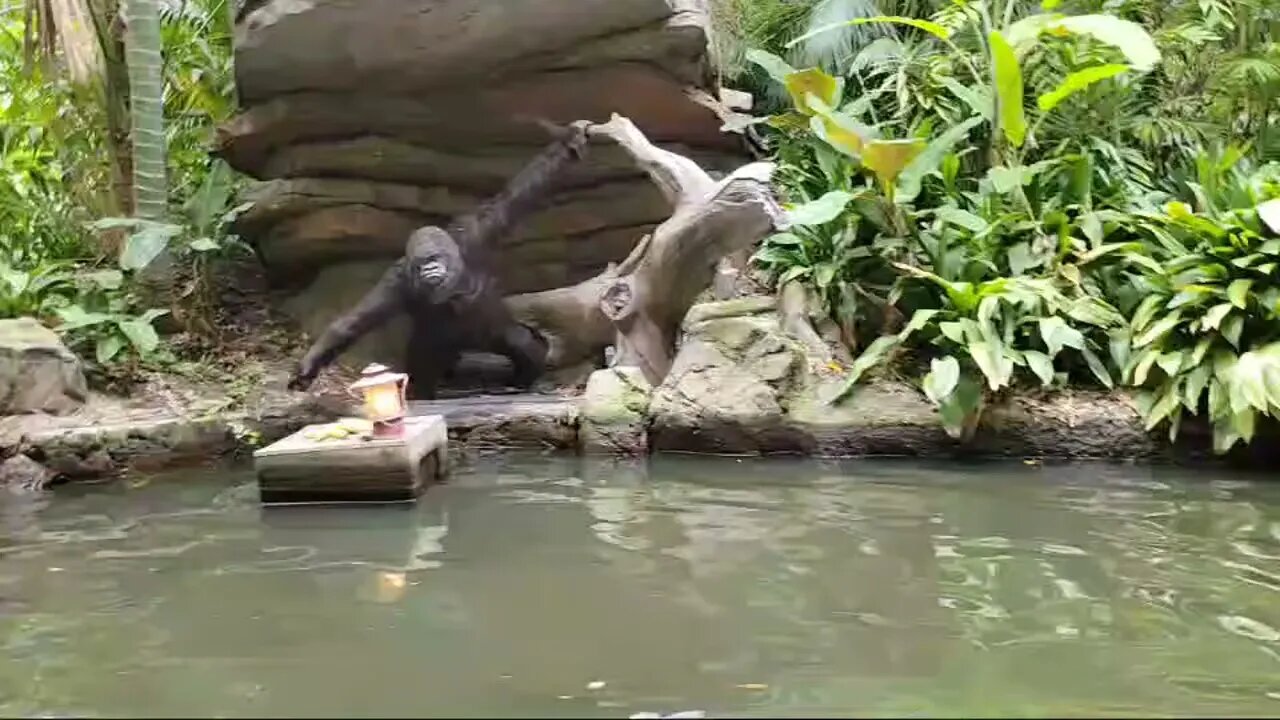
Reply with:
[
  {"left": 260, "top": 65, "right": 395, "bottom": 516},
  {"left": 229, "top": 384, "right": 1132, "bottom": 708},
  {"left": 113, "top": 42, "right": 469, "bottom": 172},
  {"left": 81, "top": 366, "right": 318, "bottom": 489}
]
[{"left": 405, "top": 227, "right": 465, "bottom": 299}]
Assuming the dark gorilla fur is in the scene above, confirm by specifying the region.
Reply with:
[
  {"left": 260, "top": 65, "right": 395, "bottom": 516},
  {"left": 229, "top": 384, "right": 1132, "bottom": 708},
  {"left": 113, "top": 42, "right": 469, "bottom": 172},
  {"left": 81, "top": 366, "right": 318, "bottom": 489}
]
[{"left": 287, "top": 121, "right": 591, "bottom": 399}]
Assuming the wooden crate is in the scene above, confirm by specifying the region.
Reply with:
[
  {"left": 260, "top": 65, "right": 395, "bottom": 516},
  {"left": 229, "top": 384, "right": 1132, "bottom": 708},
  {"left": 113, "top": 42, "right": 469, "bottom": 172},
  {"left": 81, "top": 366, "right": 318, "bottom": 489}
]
[{"left": 253, "top": 415, "right": 448, "bottom": 504}]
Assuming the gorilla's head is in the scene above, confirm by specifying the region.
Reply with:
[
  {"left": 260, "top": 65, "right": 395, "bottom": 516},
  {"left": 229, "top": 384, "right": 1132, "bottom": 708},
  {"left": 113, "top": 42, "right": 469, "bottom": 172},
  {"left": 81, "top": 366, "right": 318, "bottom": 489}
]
[{"left": 405, "top": 227, "right": 466, "bottom": 300}]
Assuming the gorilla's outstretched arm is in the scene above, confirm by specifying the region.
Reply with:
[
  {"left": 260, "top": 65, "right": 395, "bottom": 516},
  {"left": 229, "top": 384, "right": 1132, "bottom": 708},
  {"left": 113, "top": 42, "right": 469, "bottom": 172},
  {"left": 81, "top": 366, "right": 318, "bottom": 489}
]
[{"left": 287, "top": 263, "right": 405, "bottom": 391}]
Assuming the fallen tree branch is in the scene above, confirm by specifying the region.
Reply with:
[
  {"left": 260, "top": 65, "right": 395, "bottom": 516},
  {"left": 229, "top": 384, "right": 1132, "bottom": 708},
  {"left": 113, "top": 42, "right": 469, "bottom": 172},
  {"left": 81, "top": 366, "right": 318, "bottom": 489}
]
[{"left": 506, "top": 113, "right": 785, "bottom": 385}]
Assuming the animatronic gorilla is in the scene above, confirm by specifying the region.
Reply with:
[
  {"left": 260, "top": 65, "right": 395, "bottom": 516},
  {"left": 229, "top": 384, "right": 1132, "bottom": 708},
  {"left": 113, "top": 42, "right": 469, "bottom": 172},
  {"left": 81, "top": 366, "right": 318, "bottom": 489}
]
[{"left": 287, "top": 121, "right": 593, "bottom": 399}]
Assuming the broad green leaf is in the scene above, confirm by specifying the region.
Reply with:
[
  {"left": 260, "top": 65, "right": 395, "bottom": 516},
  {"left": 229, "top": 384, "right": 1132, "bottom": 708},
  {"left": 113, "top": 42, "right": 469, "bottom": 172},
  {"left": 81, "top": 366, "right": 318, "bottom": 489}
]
[
  {"left": 786, "top": 69, "right": 842, "bottom": 115},
  {"left": 1204, "top": 303, "right": 1233, "bottom": 330},
  {"left": 815, "top": 263, "right": 837, "bottom": 289},
  {"left": 1109, "top": 328, "right": 1131, "bottom": 371},
  {"left": 968, "top": 340, "right": 1013, "bottom": 391},
  {"left": 936, "top": 375, "right": 984, "bottom": 440},
  {"left": 96, "top": 335, "right": 124, "bottom": 364},
  {"left": 1184, "top": 363, "right": 1211, "bottom": 411},
  {"left": 1260, "top": 198, "right": 1280, "bottom": 234},
  {"left": 1228, "top": 279, "right": 1253, "bottom": 309},
  {"left": 81, "top": 269, "right": 124, "bottom": 290},
  {"left": 120, "top": 222, "right": 182, "bottom": 271},
  {"left": 788, "top": 191, "right": 854, "bottom": 226},
  {"left": 1134, "top": 311, "right": 1181, "bottom": 348},
  {"left": 55, "top": 305, "right": 113, "bottom": 330},
  {"left": 1233, "top": 350, "right": 1271, "bottom": 412},
  {"left": 1079, "top": 213, "right": 1104, "bottom": 246},
  {"left": 117, "top": 319, "right": 161, "bottom": 355},
  {"left": 810, "top": 113, "right": 869, "bottom": 157},
  {"left": 989, "top": 30, "right": 1026, "bottom": 148},
  {"left": 1167, "top": 285, "right": 1215, "bottom": 309},
  {"left": 1039, "top": 316, "right": 1085, "bottom": 356},
  {"left": 1144, "top": 382, "right": 1182, "bottom": 430},
  {"left": 1189, "top": 336, "right": 1213, "bottom": 369},
  {"left": 1156, "top": 351, "right": 1184, "bottom": 377},
  {"left": 1132, "top": 347, "right": 1160, "bottom": 385},
  {"left": 896, "top": 115, "right": 986, "bottom": 203},
  {"left": 1213, "top": 423, "right": 1242, "bottom": 454},
  {"left": 189, "top": 238, "right": 220, "bottom": 252},
  {"left": 900, "top": 309, "right": 941, "bottom": 338},
  {"left": 832, "top": 335, "right": 902, "bottom": 402},
  {"left": 1077, "top": 242, "right": 1140, "bottom": 265},
  {"left": 1052, "top": 15, "right": 1162, "bottom": 72},
  {"left": 922, "top": 356, "right": 961, "bottom": 403},
  {"left": 1023, "top": 350, "right": 1055, "bottom": 386},
  {"left": 766, "top": 232, "right": 803, "bottom": 246},
  {"left": 1231, "top": 409, "right": 1257, "bottom": 444},
  {"left": 863, "top": 138, "right": 927, "bottom": 186},
  {"left": 1036, "top": 64, "right": 1130, "bottom": 112},
  {"left": 1130, "top": 294, "right": 1163, "bottom": 334},
  {"left": 1007, "top": 242, "right": 1036, "bottom": 276},
  {"left": 1222, "top": 314, "right": 1244, "bottom": 348},
  {"left": 1081, "top": 345, "right": 1114, "bottom": 388},
  {"left": 935, "top": 207, "right": 988, "bottom": 233},
  {"left": 988, "top": 165, "right": 1025, "bottom": 193},
  {"left": 790, "top": 15, "right": 953, "bottom": 48},
  {"left": 745, "top": 49, "right": 797, "bottom": 85},
  {"left": 938, "top": 77, "right": 992, "bottom": 120},
  {"left": 939, "top": 321, "right": 966, "bottom": 344}
]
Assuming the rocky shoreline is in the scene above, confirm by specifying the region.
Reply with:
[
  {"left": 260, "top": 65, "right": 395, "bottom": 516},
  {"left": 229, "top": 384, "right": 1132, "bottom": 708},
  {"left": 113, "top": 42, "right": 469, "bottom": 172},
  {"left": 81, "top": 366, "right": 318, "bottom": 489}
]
[{"left": 5, "top": 297, "right": 1272, "bottom": 497}]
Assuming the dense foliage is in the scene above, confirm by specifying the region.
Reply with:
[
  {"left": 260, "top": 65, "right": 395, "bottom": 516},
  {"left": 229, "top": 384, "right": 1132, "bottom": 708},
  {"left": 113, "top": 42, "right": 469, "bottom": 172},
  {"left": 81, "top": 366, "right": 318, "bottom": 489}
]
[
  {"left": 0, "top": 0, "right": 243, "bottom": 375},
  {"left": 730, "top": 0, "right": 1280, "bottom": 451}
]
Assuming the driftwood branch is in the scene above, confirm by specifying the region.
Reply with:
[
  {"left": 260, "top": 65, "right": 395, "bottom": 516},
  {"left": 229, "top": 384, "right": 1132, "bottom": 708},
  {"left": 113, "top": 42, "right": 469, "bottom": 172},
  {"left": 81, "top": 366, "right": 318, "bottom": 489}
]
[{"left": 506, "top": 113, "right": 785, "bottom": 385}]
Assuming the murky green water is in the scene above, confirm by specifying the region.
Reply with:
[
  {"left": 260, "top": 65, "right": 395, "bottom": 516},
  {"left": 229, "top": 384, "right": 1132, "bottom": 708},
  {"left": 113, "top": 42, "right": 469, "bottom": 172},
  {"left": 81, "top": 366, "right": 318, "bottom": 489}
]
[{"left": 1, "top": 455, "right": 1279, "bottom": 718}]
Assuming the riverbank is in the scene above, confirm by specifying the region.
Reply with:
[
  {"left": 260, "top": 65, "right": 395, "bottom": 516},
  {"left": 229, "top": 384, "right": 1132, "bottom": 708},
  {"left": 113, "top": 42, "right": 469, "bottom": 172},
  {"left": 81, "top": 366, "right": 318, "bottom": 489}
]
[{"left": 4, "top": 294, "right": 1274, "bottom": 495}]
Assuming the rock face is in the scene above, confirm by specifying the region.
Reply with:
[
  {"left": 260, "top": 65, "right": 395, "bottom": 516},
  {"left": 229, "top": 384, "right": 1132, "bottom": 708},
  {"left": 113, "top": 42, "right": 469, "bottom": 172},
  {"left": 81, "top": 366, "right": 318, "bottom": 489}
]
[
  {"left": 0, "top": 318, "right": 88, "bottom": 416},
  {"left": 0, "top": 455, "right": 56, "bottom": 495},
  {"left": 647, "top": 298, "right": 1163, "bottom": 459},
  {"left": 579, "top": 367, "right": 652, "bottom": 455},
  {"left": 222, "top": 0, "right": 745, "bottom": 367}
]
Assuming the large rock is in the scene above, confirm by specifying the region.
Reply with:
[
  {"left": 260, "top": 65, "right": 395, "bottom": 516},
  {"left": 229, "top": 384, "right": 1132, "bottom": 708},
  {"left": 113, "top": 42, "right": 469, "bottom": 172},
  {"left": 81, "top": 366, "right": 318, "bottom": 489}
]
[
  {"left": 221, "top": 0, "right": 746, "bottom": 367},
  {"left": 0, "top": 318, "right": 88, "bottom": 416},
  {"left": 579, "top": 367, "right": 652, "bottom": 455}
]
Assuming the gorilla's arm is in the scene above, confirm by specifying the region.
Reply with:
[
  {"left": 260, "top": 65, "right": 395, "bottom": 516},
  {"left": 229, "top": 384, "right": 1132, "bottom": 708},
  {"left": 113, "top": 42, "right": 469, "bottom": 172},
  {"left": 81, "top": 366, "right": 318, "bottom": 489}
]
[
  {"left": 287, "top": 263, "right": 406, "bottom": 390},
  {"left": 447, "top": 121, "right": 591, "bottom": 256}
]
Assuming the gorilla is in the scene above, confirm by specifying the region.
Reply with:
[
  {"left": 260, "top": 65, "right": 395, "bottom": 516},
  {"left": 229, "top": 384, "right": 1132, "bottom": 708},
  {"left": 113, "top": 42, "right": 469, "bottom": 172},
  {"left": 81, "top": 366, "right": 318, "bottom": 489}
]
[{"left": 287, "top": 120, "right": 592, "bottom": 399}]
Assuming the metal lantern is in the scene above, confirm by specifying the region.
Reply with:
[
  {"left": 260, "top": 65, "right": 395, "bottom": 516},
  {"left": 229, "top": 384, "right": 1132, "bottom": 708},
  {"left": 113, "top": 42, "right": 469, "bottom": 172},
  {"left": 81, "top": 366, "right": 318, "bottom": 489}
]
[{"left": 349, "top": 363, "right": 409, "bottom": 438}]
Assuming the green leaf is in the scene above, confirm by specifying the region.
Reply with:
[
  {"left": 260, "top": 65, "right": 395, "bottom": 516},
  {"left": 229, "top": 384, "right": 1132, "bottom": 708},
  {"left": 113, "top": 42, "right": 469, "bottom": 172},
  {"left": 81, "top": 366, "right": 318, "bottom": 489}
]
[
  {"left": 1079, "top": 213, "right": 1104, "bottom": 246},
  {"left": 988, "top": 166, "right": 1025, "bottom": 193},
  {"left": 1260, "top": 198, "right": 1280, "bottom": 235},
  {"left": 1109, "top": 329, "right": 1131, "bottom": 371},
  {"left": 831, "top": 335, "right": 903, "bottom": 403},
  {"left": 900, "top": 309, "right": 941, "bottom": 339},
  {"left": 1134, "top": 311, "right": 1182, "bottom": 348},
  {"left": 863, "top": 138, "right": 927, "bottom": 187},
  {"left": 117, "top": 319, "right": 160, "bottom": 356},
  {"left": 1130, "top": 294, "right": 1163, "bottom": 334},
  {"left": 1023, "top": 350, "right": 1055, "bottom": 386},
  {"left": 968, "top": 340, "right": 1013, "bottom": 391},
  {"left": 790, "top": 15, "right": 952, "bottom": 49},
  {"left": 1051, "top": 15, "right": 1162, "bottom": 72},
  {"left": 1156, "top": 351, "right": 1184, "bottom": 377},
  {"left": 1228, "top": 279, "right": 1253, "bottom": 309},
  {"left": 55, "top": 305, "right": 113, "bottom": 330},
  {"left": 1184, "top": 363, "right": 1211, "bottom": 412},
  {"left": 815, "top": 263, "right": 838, "bottom": 289},
  {"left": 1081, "top": 345, "right": 1114, "bottom": 388},
  {"left": 936, "top": 375, "right": 984, "bottom": 440},
  {"left": 989, "top": 30, "right": 1026, "bottom": 149},
  {"left": 1132, "top": 347, "right": 1160, "bottom": 386},
  {"left": 766, "top": 232, "right": 803, "bottom": 247},
  {"left": 95, "top": 335, "right": 124, "bottom": 364},
  {"left": 1221, "top": 314, "right": 1244, "bottom": 349},
  {"left": 1144, "top": 382, "right": 1182, "bottom": 431},
  {"left": 745, "top": 49, "right": 796, "bottom": 85},
  {"left": 1203, "top": 303, "right": 1234, "bottom": 330},
  {"left": 896, "top": 115, "right": 986, "bottom": 203},
  {"left": 189, "top": 237, "right": 220, "bottom": 252},
  {"left": 922, "top": 356, "right": 961, "bottom": 403},
  {"left": 788, "top": 191, "right": 854, "bottom": 226},
  {"left": 1007, "top": 242, "right": 1037, "bottom": 276},
  {"left": 81, "top": 269, "right": 123, "bottom": 290},
  {"left": 935, "top": 207, "right": 988, "bottom": 233},
  {"left": 1036, "top": 64, "right": 1130, "bottom": 113},
  {"left": 939, "top": 321, "right": 966, "bottom": 344},
  {"left": 1039, "top": 316, "right": 1085, "bottom": 357},
  {"left": 938, "top": 77, "right": 992, "bottom": 120},
  {"left": 120, "top": 222, "right": 182, "bottom": 271}
]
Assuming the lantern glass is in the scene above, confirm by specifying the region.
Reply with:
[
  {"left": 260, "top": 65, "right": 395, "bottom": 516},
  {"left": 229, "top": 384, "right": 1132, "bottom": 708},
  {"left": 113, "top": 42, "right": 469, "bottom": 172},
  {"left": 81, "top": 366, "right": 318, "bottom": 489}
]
[{"left": 363, "top": 381, "right": 404, "bottom": 422}]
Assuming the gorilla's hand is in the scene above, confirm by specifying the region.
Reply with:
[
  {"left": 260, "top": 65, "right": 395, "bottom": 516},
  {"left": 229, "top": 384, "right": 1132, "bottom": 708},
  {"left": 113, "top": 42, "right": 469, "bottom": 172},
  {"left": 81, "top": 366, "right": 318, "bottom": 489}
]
[
  {"left": 287, "top": 363, "right": 317, "bottom": 392},
  {"left": 565, "top": 120, "right": 592, "bottom": 159}
]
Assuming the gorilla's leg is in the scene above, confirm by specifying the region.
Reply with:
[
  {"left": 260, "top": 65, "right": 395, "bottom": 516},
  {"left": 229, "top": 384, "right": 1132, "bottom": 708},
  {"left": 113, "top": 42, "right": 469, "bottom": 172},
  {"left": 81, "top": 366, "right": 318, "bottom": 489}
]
[
  {"left": 492, "top": 320, "right": 549, "bottom": 390},
  {"left": 405, "top": 321, "right": 459, "bottom": 401}
]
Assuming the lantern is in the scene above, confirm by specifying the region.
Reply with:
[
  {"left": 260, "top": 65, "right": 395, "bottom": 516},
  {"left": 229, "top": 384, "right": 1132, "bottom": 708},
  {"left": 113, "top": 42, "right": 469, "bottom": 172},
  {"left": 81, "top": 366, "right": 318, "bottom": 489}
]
[{"left": 349, "top": 363, "right": 409, "bottom": 438}]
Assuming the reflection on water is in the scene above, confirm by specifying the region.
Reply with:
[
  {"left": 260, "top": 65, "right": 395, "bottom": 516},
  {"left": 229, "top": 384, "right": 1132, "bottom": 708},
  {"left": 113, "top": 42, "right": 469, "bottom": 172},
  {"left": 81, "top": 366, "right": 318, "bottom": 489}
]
[{"left": 1, "top": 456, "right": 1279, "bottom": 717}]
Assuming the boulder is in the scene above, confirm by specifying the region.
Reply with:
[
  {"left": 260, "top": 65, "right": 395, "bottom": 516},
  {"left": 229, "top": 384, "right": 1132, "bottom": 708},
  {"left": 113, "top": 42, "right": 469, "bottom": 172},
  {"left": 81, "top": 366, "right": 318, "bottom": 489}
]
[
  {"left": 221, "top": 0, "right": 747, "bottom": 367},
  {"left": 0, "top": 318, "right": 88, "bottom": 415},
  {"left": 579, "top": 367, "right": 652, "bottom": 455},
  {"left": 0, "top": 455, "right": 56, "bottom": 495}
]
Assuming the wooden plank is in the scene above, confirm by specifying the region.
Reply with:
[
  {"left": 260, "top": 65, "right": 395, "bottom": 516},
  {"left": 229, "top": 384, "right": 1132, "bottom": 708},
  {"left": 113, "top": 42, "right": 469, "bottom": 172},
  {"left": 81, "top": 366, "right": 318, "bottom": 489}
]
[{"left": 254, "top": 415, "right": 447, "bottom": 504}]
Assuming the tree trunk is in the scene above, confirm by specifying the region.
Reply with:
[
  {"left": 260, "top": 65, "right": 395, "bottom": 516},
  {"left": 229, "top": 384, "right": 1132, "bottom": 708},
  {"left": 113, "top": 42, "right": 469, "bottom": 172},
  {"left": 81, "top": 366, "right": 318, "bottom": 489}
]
[
  {"left": 506, "top": 114, "right": 785, "bottom": 386},
  {"left": 123, "top": 0, "right": 166, "bottom": 220}
]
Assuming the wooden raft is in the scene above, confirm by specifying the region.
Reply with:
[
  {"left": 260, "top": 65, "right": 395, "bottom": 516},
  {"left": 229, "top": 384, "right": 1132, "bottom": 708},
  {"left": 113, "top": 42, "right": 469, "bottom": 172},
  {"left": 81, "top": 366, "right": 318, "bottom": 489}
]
[{"left": 253, "top": 415, "right": 448, "bottom": 504}]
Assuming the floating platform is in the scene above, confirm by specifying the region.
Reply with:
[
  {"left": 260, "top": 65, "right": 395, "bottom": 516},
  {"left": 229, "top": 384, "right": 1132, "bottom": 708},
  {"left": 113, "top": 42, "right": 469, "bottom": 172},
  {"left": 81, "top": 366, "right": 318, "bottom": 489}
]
[{"left": 253, "top": 415, "right": 448, "bottom": 504}]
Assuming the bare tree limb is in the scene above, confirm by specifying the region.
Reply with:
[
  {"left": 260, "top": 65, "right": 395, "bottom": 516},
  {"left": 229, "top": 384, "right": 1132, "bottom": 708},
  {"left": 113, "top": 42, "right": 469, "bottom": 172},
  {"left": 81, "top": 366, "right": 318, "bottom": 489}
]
[{"left": 507, "top": 114, "right": 785, "bottom": 385}]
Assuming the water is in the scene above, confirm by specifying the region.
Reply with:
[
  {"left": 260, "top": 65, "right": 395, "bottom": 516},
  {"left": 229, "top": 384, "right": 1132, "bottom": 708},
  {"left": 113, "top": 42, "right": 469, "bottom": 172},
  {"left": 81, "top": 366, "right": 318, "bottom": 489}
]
[{"left": 2, "top": 455, "right": 1279, "bottom": 718}]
